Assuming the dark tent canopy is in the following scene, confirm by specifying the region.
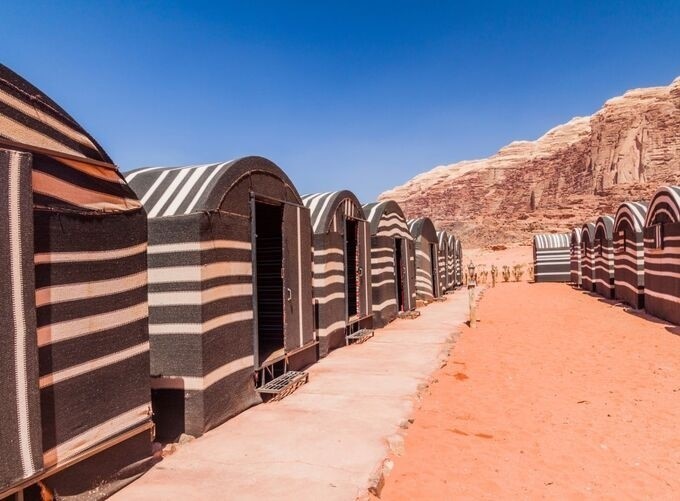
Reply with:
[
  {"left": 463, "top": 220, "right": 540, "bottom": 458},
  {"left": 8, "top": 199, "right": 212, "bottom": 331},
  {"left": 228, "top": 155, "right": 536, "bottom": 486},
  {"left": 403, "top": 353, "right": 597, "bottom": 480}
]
[
  {"left": 437, "top": 230, "right": 452, "bottom": 293},
  {"left": 407, "top": 217, "right": 441, "bottom": 302},
  {"left": 593, "top": 216, "right": 615, "bottom": 298},
  {"left": 613, "top": 202, "right": 648, "bottom": 308}
]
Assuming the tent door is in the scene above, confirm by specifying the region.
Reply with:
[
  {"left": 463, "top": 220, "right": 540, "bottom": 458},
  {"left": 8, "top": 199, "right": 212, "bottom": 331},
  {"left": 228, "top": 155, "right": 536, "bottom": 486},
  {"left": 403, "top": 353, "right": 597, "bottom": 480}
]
[
  {"left": 429, "top": 243, "right": 438, "bottom": 297},
  {"left": 345, "top": 219, "right": 359, "bottom": 319},
  {"left": 395, "top": 238, "right": 405, "bottom": 312}
]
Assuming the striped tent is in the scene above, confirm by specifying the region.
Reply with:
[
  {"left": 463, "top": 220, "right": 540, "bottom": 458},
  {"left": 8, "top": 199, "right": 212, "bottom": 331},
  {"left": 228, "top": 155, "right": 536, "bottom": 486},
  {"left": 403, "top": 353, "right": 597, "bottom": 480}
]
[
  {"left": 613, "top": 202, "right": 648, "bottom": 308},
  {"left": 302, "top": 191, "right": 372, "bottom": 357},
  {"left": 362, "top": 200, "right": 417, "bottom": 328},
  {"left": 126, "top": 157, "right": 316, "bottom": 439},
  {"left": 407, "top": 218, "right": 441, "bottom": 302},
  {"left": 570, "top": 228, "right": 583, "bottom": 285},
  {"left": 454, "top": 237, "right": 463, "bottom": 286},
  {"left": 580, "top": 223, "right": 596, "bottom": 292},
  {"left": 437, "top": 230, "right": 451, "bottom": 293},
  {"left": 0, "top": 64, "right": 152, "bottom": 499},
  {"left": 532, "top": 233, "right": 571, "bottom": 282},
  {"left": 593, "top": 216, "right": 615, "bottom": 299},
  {"left": 446, "top": 234, "right": 457, "bottom": 289},
  {"left": 643, "top": 186, "right": 680, "bottom": 324}
]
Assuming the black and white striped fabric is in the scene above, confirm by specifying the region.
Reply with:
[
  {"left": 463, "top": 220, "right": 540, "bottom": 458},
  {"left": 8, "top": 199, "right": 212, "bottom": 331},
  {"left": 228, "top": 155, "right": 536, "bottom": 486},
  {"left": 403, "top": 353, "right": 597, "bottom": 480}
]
[
  {"left": 532, "top": 233, "right": 571, "bottom": 282},
  {"left": 580, "top": 223, "right": 596, "bottom": 292},
  {"left": 643, "top": 186, "right": 680, "bottom": 324},
  {"left": 570, "top": 228, "right": 583, "bottom": 286},
  {"left": 614, "top": 202, "right": 648, "bottom": 308},
  {"left": 1, "top": 65, "right": 152, "bottom": 498},
  {"left": 407, "top": 218, "right": 440, "bottom": 302},
  {"left": 437, "top": 230, "right": 450, "bottom": 293},
  {"left": 454, "top": 237, "right": 463, "bottom": 286},
  {"left": 126, "top": 156, "right": 316, "bottom": 439},
  {"left": 302, "top": 191, "right": 372, "bottom": 357},
  {"left": 363, "top": 200, "right": 417, "bottom": 328},
  {"left": 446, "top": 234, "right": 457, "bottom": 289},
  {"left": 593, "top": 216, "right": 615, "bottom": 299}
]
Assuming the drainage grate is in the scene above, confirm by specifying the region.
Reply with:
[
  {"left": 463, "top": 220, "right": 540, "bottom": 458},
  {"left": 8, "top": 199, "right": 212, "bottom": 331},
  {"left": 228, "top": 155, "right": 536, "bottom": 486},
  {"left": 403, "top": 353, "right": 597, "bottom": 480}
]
[
  {"left": 256, "top": 370, "right": 308, "bottom": 395},
  {"left": 346, "top": 328, "right": 374, "bottom": 344}
]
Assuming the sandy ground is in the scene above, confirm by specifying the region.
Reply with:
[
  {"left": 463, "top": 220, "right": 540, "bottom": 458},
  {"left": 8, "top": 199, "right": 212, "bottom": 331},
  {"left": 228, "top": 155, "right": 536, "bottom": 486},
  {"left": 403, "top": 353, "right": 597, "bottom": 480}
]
[
  {"left": 112, "top": 291, "right": 472, "bottom": 500},
  {"left": 379, "top": 282, "right": 680, "bottom": 500}
]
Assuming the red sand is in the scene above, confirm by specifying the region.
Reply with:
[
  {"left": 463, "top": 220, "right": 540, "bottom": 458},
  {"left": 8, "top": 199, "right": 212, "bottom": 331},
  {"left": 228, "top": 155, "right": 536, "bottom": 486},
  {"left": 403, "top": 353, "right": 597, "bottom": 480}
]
[{"left": 379, "top": 282, "right": 680, "bottom": 499}]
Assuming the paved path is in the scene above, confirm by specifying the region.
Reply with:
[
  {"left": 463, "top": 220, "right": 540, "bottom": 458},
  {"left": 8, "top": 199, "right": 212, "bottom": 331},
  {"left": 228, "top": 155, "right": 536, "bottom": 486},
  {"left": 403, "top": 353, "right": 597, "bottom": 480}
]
[{"left": 113, "top": 292, "right": 470, "bottom": 500}]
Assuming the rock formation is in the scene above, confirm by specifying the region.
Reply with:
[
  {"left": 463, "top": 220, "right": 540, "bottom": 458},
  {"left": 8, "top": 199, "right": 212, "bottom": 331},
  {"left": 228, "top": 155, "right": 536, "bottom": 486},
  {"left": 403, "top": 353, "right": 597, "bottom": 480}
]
[{"left": 380, "top": 78, "right": 680, "bottom": 248}]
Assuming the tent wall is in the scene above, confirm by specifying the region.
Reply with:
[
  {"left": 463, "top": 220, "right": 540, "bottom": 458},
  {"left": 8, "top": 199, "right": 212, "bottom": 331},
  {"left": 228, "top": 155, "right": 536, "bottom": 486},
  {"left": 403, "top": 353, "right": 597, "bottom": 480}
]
[
  {"left": 593, "top": 216, "right": 615, "bottom": 299},
  {"left": 446, "top": 234, "right": 456, "bottom": 289},
  {"left": 437, "top": 231, "right": 449, "bottom": 293},
  {"left": 455, "top": 239, "right": 463, "bottom": 286},
  {"left": 614, "top": 202, "right": 647, "bottom": 309},
  {"left": 532, "top": 233, "right": 571, "bottom": 283},
  {"left": 643, "top": 186, "right": 680, "bottom": 324},
  {"left": 570, "top": 228, "right": 582, "bottom": 286},
  {"left": 408, "top": 218, "right": 440, "bottom": 302},
  {"left": 580, "top": 224, "right": 596, "bottom": 292}
]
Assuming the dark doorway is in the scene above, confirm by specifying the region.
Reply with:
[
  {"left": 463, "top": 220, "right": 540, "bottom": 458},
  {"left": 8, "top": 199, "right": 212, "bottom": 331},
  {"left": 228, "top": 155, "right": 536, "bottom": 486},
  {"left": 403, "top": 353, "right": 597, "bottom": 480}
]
[
  {"left": 429, "top": 243, "right": 437, "bottom": 297},
  {"left": 255, "top": 202, "right": 284, "bottom": 366},
  {"left": 395, "top": 238, "right": 405, "bottom": 311},
  {"left": 345, "top": 219, "right": 359, "bottom": 318}
]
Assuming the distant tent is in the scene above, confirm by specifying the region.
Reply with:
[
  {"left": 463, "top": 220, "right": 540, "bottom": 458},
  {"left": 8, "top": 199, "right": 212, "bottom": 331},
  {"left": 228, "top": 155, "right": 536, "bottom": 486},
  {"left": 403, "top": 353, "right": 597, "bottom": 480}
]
[
  {"left": 446, "top": 234, "right": 457, "bottom": 289},
  {"left": 437, "top": 230, "right": 451, "bottom": 293},
  {"left": 593, "top": 216, "right": 615, "bottom": 299},
  {"left": 0, "top": 64, "right": 151, "bottom": 499},
  {"left": 643, "top": 186, "right": 680, "bottom": 324},
  {"left": 532, "top": 233, "right": 571, "bottom": 282},
  {"left": 407, "top": 217, "right": 441, "bottom": 302},
  {"left": 570, "top": 228, "right": 583, "bottom": 286},
  {"left": 302, "top": 191, "right": 372, "bottom": 357},
  {"left": 613, "top": 202, "right": 648, "bottom": 308},
  {"left": 580, "top": 223, "right": 596, "bottom": 292},
  {"left": 454, "top": 237, "right": 463, "bottom": 286},
  {"left": 362, "top": 200, "right": 417, "bottom": 328},
  {"left": 126, "top": 157, "right": 316, "bottom": 439}
]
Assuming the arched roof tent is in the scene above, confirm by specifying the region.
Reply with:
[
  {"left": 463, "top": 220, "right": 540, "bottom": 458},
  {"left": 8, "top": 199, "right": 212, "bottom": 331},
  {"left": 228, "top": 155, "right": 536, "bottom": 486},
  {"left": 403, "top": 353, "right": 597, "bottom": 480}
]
[
  {"left": 407, "top": 217, "right": 441, "bottom": 301},
  {"left": 127, "top": 156, "right": 316, "bottom": 438},
  {"left": 593, "top": 216, "right": 616, "bottom": 298},
  {"left": 643, "top": 185, "right": 680, "bottom": 324},
  {"left": 613, "top": 202, "right": 648, "bottom": 308},
  {"left": 532, "top": 233, "right": 571, "bottom": 283},
  {"left": 362, "top": 200, "right": 417, "bottom": 327},
  {"left": 446, "top": 233, "right": 457, "bottom": 288},
  {"left": 301, "top": 191, "right": 372, "bottom": 356},
  {"left": 437, "top": 230, "right": 451, "bottom": 293},
  {"left": 580, "top": 222, "right": 596, "bottom": 291},
  {"left": 570, "top": 227, "right": 583, "bottom": 285},
  {"left": 453, "top": 236, "right": 463, "bottom": 286},
  {"left": 0, "top": 64, "right": 150, "bottom": 499}
]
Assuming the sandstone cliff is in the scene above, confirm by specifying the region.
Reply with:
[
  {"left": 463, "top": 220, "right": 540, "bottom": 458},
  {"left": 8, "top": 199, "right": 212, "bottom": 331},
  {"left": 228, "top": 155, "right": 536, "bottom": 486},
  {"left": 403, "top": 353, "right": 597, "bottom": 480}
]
[{"left": 380, "top": 78, "right": 680, "bottom": 248}]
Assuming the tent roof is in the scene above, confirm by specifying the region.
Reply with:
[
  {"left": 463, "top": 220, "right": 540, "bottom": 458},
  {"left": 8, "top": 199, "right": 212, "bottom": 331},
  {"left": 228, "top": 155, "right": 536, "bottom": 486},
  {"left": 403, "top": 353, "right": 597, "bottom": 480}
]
[
  {"left": 645, "top": 185, "right": 680, "bottom": 226},
  {"left": 407, "top": 217, "right": 437, "bottom": 242},
  {"left": 595, "top": 215, "right": 615, "bottom": 240},
  {"left": 614, "top": 202, "right": 648, "bottom": 235},
  {"left": 533, "top": 233, "right": 570, "bottom": 250},
  {"left": 301, "top": 190, "right": 364, "bottom": 234}
]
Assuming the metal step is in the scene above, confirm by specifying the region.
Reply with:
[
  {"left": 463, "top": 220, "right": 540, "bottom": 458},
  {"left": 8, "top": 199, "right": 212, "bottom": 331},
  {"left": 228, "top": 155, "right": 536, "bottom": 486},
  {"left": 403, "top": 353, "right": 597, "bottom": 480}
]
[
  {"left": 346, "top": 328, "right": 374, "bottom": 345},
  {"left": 398, "top": 310, "right": 421, "bottom": 320},
  {"left": 256, "top": 370, "right": 308, "bottom": 397}
]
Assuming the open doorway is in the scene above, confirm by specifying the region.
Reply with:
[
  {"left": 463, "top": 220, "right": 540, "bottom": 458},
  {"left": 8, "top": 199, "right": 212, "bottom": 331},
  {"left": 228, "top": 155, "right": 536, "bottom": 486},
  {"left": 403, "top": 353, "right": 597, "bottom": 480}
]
[
  {"left": 345, "top": 219, "right": 359, "bottom": 318},
  {"left": 429, "top": 243, "right": 437, "bottom": 297},
  {"left": 255, "top": 201, "right": 284, "bottom": 366},
  {"left": 395, "top": 238, "right": 405, "bottom": 311}
]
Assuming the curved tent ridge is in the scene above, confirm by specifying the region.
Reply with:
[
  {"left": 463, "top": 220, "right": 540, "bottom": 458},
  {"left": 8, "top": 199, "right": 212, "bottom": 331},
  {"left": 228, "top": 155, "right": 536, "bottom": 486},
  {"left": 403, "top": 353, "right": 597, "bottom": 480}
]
[
  {"left": 407, "top": 217, "right": 437, "bottom": 242},
  {"left": 581, "top": 222, "right": 596, "bottom": 243},
  {"left": 595, "top": 215, "right": 615, "bottom": 240},
  {"left": 533, "top": 233, "right": 570, "bottom": 250},
  {"left": 362, "top": 200, "right": 412, "bottom": 240},
  {"left": 614, "top": 202, "right": 648, "bottom": 235},
  {"left": 301, "top": 190, "right": 365, "bottom": 234},
  {"left": 644, "top": 185, "right": 680, "bottom": 226}
]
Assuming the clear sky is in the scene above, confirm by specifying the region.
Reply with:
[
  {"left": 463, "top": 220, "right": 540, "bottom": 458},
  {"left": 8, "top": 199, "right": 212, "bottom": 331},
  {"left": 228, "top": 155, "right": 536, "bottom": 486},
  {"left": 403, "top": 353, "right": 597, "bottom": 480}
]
[{"left": 5, "top": 1, "right": 680, "bottom": 201}]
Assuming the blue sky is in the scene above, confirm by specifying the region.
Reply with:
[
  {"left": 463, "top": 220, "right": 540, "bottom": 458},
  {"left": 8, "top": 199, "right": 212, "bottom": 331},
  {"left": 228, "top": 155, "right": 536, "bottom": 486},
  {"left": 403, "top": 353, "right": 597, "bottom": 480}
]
[{"left": 5, "top": 1, "right": 680, "bottom": 201}]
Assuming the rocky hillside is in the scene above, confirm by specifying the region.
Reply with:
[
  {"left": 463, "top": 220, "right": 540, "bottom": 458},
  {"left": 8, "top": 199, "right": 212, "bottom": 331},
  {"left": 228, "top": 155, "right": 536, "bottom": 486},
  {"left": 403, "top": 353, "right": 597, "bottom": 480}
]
[{"left": 380, "top": 78, "right": 680, "bottom": 248}]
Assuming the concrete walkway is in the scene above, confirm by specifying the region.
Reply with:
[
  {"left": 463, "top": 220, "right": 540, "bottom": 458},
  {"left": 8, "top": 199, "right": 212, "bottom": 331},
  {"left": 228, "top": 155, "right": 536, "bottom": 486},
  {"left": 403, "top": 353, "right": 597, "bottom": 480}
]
[{"left": 113, "top": 292, "right": 470, "bottom": 500}]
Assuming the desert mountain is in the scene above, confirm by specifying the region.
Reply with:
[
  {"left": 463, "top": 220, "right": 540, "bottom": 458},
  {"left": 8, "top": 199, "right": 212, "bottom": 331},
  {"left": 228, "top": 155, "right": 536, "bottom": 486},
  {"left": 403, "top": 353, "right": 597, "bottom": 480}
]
[{"left": 379, "top": 78, "right": 680, "bottom": 248}]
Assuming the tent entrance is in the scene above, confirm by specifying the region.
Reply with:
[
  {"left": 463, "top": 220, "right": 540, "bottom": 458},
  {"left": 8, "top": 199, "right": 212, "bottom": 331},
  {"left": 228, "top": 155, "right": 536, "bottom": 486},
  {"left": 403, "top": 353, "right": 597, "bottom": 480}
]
[
  {"left": 395, "top": 238, "right": 405, "bottom": 311},
  {"left": 345, "top": 218, "right": 359, "bottom": 319},
  {"left": 429, "top": 243, "right": 437, "bottom": 296},
  {"left": 254, "top": 201, "right": 284, "bottom": 368}
]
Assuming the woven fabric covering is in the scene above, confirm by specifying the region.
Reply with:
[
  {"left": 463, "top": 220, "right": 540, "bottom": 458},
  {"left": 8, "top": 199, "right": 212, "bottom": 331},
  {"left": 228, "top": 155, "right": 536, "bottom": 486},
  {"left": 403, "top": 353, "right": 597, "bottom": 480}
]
[
  {"left": 570, "top": 228, "right": 583, "bottom": 285},
  {"left": 532, "top": 233, "right": 571, "bottom": 283},
  {"left": 592, "top": 216, "right": 616, "bottom": 298},
  {"left": 644, "top": 186, "right": 680, "bottom": 324},
  {"left": 613, "top": 202, "right": 648, "bottom": 308},
  {"left": 580, "top": 223, "right": 596, "bottom": 292},
  {"left": 363, "top": 201, "right": 417, "bottom": 327},
  {"left": 436, "top": 230, "right": 450, "bottom": 292},
  {"left": 407, "top": 217, "right": 440, "bottom": 301},
  {"left": 302, "top": 191, "right": 372, "bottom": 357}
]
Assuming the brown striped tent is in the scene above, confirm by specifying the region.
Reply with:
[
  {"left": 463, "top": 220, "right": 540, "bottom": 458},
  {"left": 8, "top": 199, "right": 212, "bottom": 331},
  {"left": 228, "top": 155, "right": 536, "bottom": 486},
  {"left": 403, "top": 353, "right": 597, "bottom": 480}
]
[
  {"left": 362, "top": 200, "right": 417, "bottom": 328},
  {"left": 580, "top": 222, "right": 596, "bottom": 292},
  {"left": 437, "top": 230, "right": 451, "bottom": 293},
  {"left": 570, "top": 227, "right": 583, "bottom": 286},
  {"left": 613, "top": 202, "right": 648, "bottom": 308},
  {"left": 643, "top": 185, "right": 680, "bottom": 324},
  {"left": 446, "top": 234, "right": 457, "bottom": 289},
  {"left": 532, "top": 233, "right": 571, "bottom": 282},
  {"left": 302, "top": 191, "right": 372, "bottom": 357},
  {"left": 593, "top": 216, "right": 615, "bottom": 299},
  {"left": 0, "top": 64, "right": 152, "bottom": 499},
  {"left": 407, "top": 217, "right": 441, "bottom": 302},
  {"left": 454, "top": 236, "right": 463, "bottom": 286},
  {"left": 126, "top": 157, "right": 316, "bottom": 440}
]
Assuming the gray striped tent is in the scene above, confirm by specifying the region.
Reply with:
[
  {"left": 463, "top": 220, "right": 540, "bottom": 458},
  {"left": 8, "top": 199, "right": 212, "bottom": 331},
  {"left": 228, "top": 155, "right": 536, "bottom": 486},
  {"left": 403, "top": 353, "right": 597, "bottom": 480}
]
[
  {"left": 570, "top": 227, "right": 583, "bottom": 285},
  {"left": 437, "top": 230, "right": 451, "bottom": 293},
  {"left": 446, "top": 234, "right": 457, "bottom": 289},
  {"left": 532, "top": 233, "right": 571, "bottom": 282},
  {"left": 407, "top": 218, "right": 441, "bottom": 302},
  {"left": 454, "top": 237, "right": 463, "bottom": 286},
  {"left": 302, "top": 191, "right": 372, "bottom": 357},
  {"left": 362, "top": 200, "right": 417, "bottom": 328},
  {"left": 643, "top": 186, "right": 680, "bottom": 325},
  {"left": 593, "top": 216, "right": 615, "bottom": 299},
  {"left": 126, "top": 157, "right": 316, "bottom": 440},
  {"left": 613, "top": 202, "right": 648, "bottom": 309},
  {"left": 580, "top": 223, "right": 596, "bottom": 292},
  {"left": 0, "top": 64, "right": 152, "bottom": 499}
]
